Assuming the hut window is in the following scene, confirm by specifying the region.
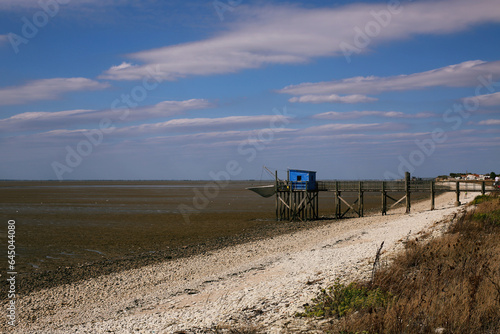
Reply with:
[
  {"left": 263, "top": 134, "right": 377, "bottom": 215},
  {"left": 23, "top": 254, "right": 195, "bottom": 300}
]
[{"left": 297, "top": 175, "right": 302, "bottom": 181}]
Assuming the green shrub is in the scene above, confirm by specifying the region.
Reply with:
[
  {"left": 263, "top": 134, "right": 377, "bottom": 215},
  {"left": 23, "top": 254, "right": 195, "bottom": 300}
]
[
  {"left": 470, "top": 194, "right": 492, "bottom": 205},
  {"left": 297, "top": 279, "right": 392, "bottom": 318},
  {"left": 473, "top": 210, "right": 500, "bottom": 226}
]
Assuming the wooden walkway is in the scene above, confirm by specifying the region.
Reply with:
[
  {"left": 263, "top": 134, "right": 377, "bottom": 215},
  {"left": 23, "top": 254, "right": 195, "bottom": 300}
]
[{"left": 275, "top": 172, "right": 494, "bottom": 221}]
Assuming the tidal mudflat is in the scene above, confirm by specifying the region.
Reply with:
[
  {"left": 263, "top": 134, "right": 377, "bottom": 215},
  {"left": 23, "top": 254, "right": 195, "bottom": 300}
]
[{"left": 0, "top": 180, "right": 429, "bottom": 294}]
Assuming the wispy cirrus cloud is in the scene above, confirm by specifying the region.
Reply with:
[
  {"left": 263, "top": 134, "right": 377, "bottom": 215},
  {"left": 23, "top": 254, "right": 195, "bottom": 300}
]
[
  {"left": 289, "top": 94, "right": 377, "bottom": 104},
  {"left": 0, "top": 99, "right": 213, "bottom": 132},
  {"left": 301, "top": 122, "right": 408, "bottom": 135},
  {"left": 478, "top": 119, "right": 500, "bottom": 125},
  {"left": 114, "top": 115, "right": 292, "bottom": 136},
  {"left": 314, "top": 110, "right": 437, "bottom": 120},
  {"left": 100, "top": 0, "right": 500, "bottom": 81},
  {"left": 470, "top": 91, "right": 500, "bottom": 106},
  {"left": 0, "top": 0, "right": 119, "bottom": 10},
  {"left": 279, "top": 60, "right": 500, "bottom": 96},
  {"left": 0, "top": 78, "right": 109, "bottom": 106},
  {"left": 18, "top": 114, "right": 293, "bottom": 142},
  {"left": 1, "top": 109, "right": 95, "bottom": 133},
  {"left": 140, "top": 127, "right": 295, "bottom": 147},
  {"left": 0, "top": 34, "right": 7, "bottom": 45},
  {"left": 127, "top": 99, "right": 215, "bottom": 120}
]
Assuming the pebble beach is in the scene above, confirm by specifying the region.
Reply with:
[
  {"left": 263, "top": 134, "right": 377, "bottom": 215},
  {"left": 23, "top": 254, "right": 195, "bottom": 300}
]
[{"left": 3, "top": 190, "right": 480, "bottom": 333}]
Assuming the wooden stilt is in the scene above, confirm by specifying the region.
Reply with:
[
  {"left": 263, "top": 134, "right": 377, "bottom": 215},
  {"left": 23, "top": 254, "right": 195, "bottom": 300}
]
[
  {"left": 275, "top": 171, "right": 279, "bottom": 221},
  {"left": 381, "top": 181, "right": 387, "bottom": 216},
  {"left": 405, "top": 172, "right": 411, "bottom": 214},
  {"left": 303, "top": 190, "right": 306, "bottom": 220},
  {"left": 269, "top": 174, "right": 478, "bottom": 223},
  {"left": 430, "top": 180, "right": 435, "bottom": 211},
  {"left": 359, "top": 181, "right": 364, "bottom": 217},
  {"left": 455, "top": 181, "right": 461, "bottom": 206},
  {"left": 316, "top": 192, "right": 319, "bottom": 218},
  {"left": 335, "top": 181, "right": 340, "bottom": 219}
]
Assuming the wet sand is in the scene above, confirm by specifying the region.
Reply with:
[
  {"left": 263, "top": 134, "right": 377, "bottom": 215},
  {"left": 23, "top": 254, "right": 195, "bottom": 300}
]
[{"left": 0, "top": 180, "right": 430, "bottom": 295}]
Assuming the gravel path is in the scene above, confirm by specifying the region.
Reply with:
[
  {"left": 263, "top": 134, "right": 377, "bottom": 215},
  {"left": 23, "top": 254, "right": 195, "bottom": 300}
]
[{"left": 6, "top": 191, "right": 479, "bottom": 333}]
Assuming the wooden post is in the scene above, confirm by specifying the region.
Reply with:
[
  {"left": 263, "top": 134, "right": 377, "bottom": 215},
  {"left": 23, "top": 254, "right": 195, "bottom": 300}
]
[
  {"left": 405, "top": 172, "right": 411, "bottom": 214},
  {"left": 307, "top": 191, "right": 311, "bottom": 220},
  {"left": 315, "top": 192, "right": 319, "bottom": 219},
  {"left": 335, "top": 181, "right": 340, "bottom": 219},
  {"left": 287, "top": 170, "right": 291, "bottom": 220},
  {"left": 301, "top": 190, "right": 305, "bottom": 220},
  {"left": 275, "top": 171, "right": 279, "bottom": 221},
  {"left": 282, "top": 193, "right": 286, "bottom": 221},
  {"left": 481, "top": 181, "right": 485, "bottom": 195},
  {"left": 305, "top": 182, "right": 309, "bottom": 220},
  {"left": 280, "top": 193, "right": 283, "bottom": 221},
  {"left": 295, "top": 191, "right": 298, "bottom": 220},
  {"left": 358, "top": 181, "right": 364, "bottom": 217},
  {"left": 430, "top": 180, "right": 435, "bottom": 211},
  {"left": 303, "top": 191, "right": 306, "bottom": 220},
  {"left": 280, "top": 190, "right": 283, "bottom": 221},
  {"left": 296, "top": 191, "right": 304, "bottom": 219},
  {"left": 381, "top": 181, "right": 387, "bottom": 216},
  {"left": 455, "top": 181, "right": 461, "bottom": 206},
  {"left": 285, "top": 191, "right": 289, "bottom": 220}
]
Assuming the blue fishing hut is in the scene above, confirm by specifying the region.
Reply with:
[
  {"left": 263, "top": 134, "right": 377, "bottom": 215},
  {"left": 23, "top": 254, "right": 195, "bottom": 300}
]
[
  {"left": 288, "top": 169, "right": 317, "bottom": 190},
  {"left": 275, "top": 169, "right": 319, "bottom": 221}
]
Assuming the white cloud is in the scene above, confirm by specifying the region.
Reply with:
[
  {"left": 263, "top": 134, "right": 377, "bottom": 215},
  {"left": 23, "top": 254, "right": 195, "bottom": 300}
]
[
  {"left": 289, "top": 94, "right": 377, "bottom": 104},
  {"left": 0, "top": 78, "right": 109, "bottom": 106},
  {"left": 280, "top": 60, "right": 500, "bottom": 96},
  {"left": 314, "top": 111, "right": 437, "bottom": 120},
  {"left": 0, "top": 0, "right": 116, "bottom": 10},
  {"left": 114, "top": 115, "right": 291, "bottom": 136},
  {"left": 478, "top": 119, "right": 500, "bottom": 125},
  {"left": 0, "top": 109, "right": 95, "bottom": 132},
  {"left": 100, "top": 0, "right": 500, "bottom": 81},
  {"left": 110, "top": 62, "right": 133, "bottom": 71},
  {"left": 301, "top": 122, "right": 408, "bottom": 135},
  {"left": 0, "top": 34, "right": 7, "bottom": 45},
  {"left": 0, "top": 0, "right": 46, "bottom": 9},
  {"left": 15, "top": 114, "right": 293, "bottom": 145},
  {"left": 124, "top": 99, "right": 214, "bottom": 121},
  {"left": 0, "top": 99, "right": 213, "bottom": 132},
  {"left": 473, "top": 91, "right": 500, "bottom": 106},
  {"left": 139, "top": 127, "right": 295, "bottom": 148}
]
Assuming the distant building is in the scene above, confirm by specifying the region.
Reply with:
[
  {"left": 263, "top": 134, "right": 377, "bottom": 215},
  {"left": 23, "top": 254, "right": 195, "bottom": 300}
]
[{"left": 437, "top": 173, "right": 494, "bottom": 181}]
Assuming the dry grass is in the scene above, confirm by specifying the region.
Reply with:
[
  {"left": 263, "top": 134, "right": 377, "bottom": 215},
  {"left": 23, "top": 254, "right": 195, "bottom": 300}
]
[{"left": 303, "top": 193, "right": 500, "bottom": 334}]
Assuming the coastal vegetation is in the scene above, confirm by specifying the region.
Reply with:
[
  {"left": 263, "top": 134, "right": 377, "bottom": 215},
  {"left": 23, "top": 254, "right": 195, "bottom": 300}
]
[{"left": 299, "top": 193, "right": 500, "bottom": 333}]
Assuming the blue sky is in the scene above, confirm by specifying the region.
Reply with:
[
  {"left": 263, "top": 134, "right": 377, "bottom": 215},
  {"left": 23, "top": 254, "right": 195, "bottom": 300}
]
[{"left": 1, "top": 0, "right": 499, "bottom": 180}]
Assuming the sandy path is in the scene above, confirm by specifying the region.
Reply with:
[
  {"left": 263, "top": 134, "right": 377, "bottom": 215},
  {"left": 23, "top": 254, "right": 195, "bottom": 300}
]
[{"left": 7, "top": 191, "right": 479, "bottom": 333}]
